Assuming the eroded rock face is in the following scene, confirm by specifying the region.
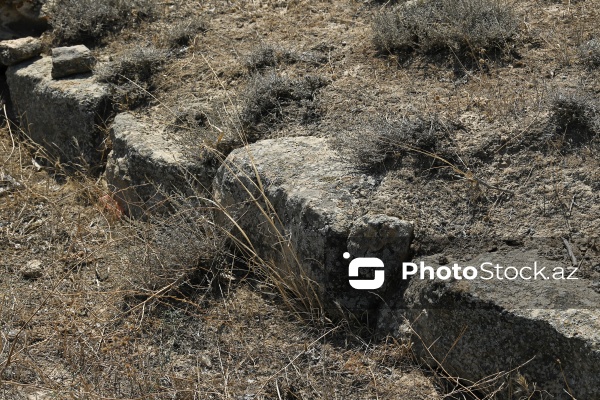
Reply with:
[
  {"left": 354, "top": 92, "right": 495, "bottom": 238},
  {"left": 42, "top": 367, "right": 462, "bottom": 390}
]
[
  {"left": 348, "top": 214, "right": 413, "bottom": 266},
  {"left": 6, "top": 56, "right": 110, "bottom": 168},
  {"left": 213, "top": 137, "right": 600, "bottom": 398},
  {"left": 213, "top": 136, "right": 413, "bottom": 314},
  {"left": 105, "top": 113, "right": 217, "bottom": 217}
]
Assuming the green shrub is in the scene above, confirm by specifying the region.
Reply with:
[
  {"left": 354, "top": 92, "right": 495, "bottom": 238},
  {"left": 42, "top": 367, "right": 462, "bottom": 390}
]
[{"left": 373, "top": 0, "right": 519, "bottom": 60}]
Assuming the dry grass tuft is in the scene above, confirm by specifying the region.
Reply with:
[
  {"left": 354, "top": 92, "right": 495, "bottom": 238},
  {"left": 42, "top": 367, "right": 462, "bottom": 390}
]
[{"left": 0, "top": 127, "right": 442, "bottom": 399}]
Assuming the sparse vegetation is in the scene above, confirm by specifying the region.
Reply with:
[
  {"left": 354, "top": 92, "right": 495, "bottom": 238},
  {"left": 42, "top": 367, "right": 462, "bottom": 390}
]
[
  {"left": 127, "top": 195, "right": 228, "bottom": 294},
  {"left": 372, "top": 0, "right": 519, "bottom": 61},
  {"left": 341, "top": 116, "right": 456, "bottom": 172},
  {"left": 95, "top": 46, "right": 168, "bottom": 108},
  {"left": 550, "top": 91, "right": 599, "bottom": 142},
  {"left": 3, "top": 0, "right": 600, "bottom": 397},
  {"left": 239, "top": 73, "right": 326, "bottom": 137},
  {"left": 163, "top": 19, "right": 208, "bottom": 48},
  {"left": 0, "top": 132, "right": 430, "bottom": 399},
  {"left": 48, "top": 0, "right": 157, "bottom": 45},
  {"left": 245, "top": 43, "right": 328, "bottom": 72},
  {"left": 579, "top": 38, "right": 600, "bottom": 68},
  {"left": 245, "top": 43, "right": 288, "bottom": 71},
  {"left": 96, "top": 46, "right": 167, "bottom": 85}
]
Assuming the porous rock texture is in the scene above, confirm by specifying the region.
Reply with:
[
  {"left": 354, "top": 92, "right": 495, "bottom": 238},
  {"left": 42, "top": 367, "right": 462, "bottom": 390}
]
[
  {"left": 51, "top": 45, "right": 94, "bottom": 79},
  {"left": 0, "top": 0, "right": 48, "bottom": 40},
  {"left": 215, "top": 137, "right": 600, "bottom": 398},
  {"left": 0, "top": 36, "right": 41, "bottom": 66},
  {"left": 391, "top": 249, "right": 600, "bottom": 399},
  {"left": 6, "top": 56, "right": 110, "bottom": 168},
  {"left": 213, "top": 136, "right": 414, "bottom": 313},
  {"left": 105, "top": 113, "right": 218, "bottom": 217}
]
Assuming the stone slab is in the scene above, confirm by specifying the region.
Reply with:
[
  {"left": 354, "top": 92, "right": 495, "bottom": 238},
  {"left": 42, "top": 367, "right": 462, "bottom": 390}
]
[{"left": 105, "top": 113, "right": 217, "bottom": 217}]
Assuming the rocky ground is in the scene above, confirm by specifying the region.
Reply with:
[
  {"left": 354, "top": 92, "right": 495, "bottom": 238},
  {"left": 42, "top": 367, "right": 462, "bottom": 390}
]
[
  {"left": 0, "top": 131, "right": 442, "bottom": 398},
  {"left": 1, "top": 0, "right": 600, "bottom": 398},
  {"left": 94, "top": 0, "right": 600, "bottom": 268}
]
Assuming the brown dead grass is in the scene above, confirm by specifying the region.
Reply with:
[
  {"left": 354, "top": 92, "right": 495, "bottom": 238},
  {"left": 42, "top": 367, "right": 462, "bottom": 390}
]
[
  {"left": 3, "top": 0, "right": 600, "bottom": 398},
  {"left": 0, "top": 127, "right": 442, "bottom": 398}
]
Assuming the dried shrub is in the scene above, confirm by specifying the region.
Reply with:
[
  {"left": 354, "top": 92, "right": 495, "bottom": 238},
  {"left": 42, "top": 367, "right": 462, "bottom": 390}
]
[
  {"left": 127, "top": 194, "right": 229, "bottom": 296},
  {"left": 550, "top": 91, "right": 599, "bottom": 143},
  {"left": 245, "top": 43, "right": 327, "bottom": 72},
  {"left": 373, "top": 0, "right": 519, "bottom": 60},
  {"left": 163, "top": 19, "right": 208, "bottom": 48},
  {"left": 95, "top": 46, "right": 168, "bottom": 108},
  {"left": 239, "top": 73, "right": 327, "bottom": 137},
  {"left": 96, "top": 46, "right": 166, "bottom": 84},
  {"left": 48, "top": 0, "right": 157, "bottom": 45},
  {"left": 579, "top": 38, "right": 600, "bottom": 68},
  {"left": 245, "top": 44, "right": 282, "bottom": 71},
  {"left": 339, "top": 116, "right": 456, "bottom": 172}
]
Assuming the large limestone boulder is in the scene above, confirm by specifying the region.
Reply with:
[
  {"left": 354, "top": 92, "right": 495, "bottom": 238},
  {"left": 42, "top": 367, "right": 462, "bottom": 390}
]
[
  {"left": 213, "top": 136, "right": 413, "bottom": 314},
  {"left": 6, "top": 56, "right": 110, "bottom": 168},
  {"left": 105, "top": 113, "right": 217, "bottom": 217}
]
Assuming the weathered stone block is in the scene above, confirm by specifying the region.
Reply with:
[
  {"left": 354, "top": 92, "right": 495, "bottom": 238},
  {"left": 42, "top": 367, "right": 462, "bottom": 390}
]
[
  {"left": 51, "top": 45, "right": 94, "bottom": 79},
  {"left": 389, "top": 249, "right": 600, "bottom": 399},
  {"left": 213, "top": 136, "right": 413, "bottom": 314},
  {"left": 6, "top": 56, "right": 110, "bottom": 168},
  {"left": 105, "top": 113, "right": 216, "bottom": 217}
]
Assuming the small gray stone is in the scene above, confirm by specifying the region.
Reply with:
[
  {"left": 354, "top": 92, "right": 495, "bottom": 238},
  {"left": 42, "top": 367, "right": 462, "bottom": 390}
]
[
  {"left": 51, "top": 45, "right": 94, "bottom": 79},
  {"left": 0, "top": 37, "right": 42, "bottom": 66},
  {"left": 7, "top": 329, "right": 20, "bottom": 341},
  {"left": 0, "top": 170, "right": 22, "bottom": 196},
  {"left": 21, "top": 259, "right": 43, "bottom": 279}
]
